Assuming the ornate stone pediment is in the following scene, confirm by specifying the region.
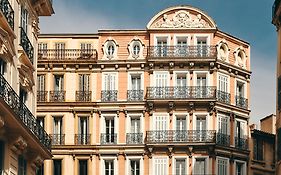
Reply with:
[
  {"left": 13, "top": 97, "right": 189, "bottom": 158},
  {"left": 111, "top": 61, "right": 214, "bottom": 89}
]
[{"left": 147, "top": 6, "right": 216, "bottom": 30}]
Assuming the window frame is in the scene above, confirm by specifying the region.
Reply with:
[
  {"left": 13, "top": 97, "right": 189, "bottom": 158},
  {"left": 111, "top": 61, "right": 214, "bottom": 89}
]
[
  {"left": 172, "top": 156, "right": 188, "bottom": 175},
  {"left": 216, "top": 156, "right": 229, "bottom": 175}
]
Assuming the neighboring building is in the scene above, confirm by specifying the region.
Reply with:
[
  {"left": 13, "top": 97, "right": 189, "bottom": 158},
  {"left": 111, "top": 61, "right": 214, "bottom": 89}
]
[
  {"left": 38, "top": 5, "right": 251, "bottom": 175},
  {"left": 272, "top": 1, "right": 281, "bottom": 174},
  {"left": 0, "top": 0, "right": 54, "bottom": 174},
  {"left": 249, "top": 115, "right": 275, "bottom": 175}
]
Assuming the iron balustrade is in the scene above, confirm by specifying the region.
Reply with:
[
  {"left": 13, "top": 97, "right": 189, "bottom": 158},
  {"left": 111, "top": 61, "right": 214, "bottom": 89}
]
[
  {"left": 0, "top": 0, "right": 14, "bottom": 29},
  {"left": 235, "top": 95, "right": 248, "bottom": 109},
  {"left": 0, "top": 74, "right": 51, "bottom": 150},
  {"left": 127, "top": 90, "right": 144, "bottom": 101},
  {"left": 20, "top": 27, "right": 34, "bottom": 64},
  {"left": 216, "top": 90, "right": 231, "bottom": 104},
  {"left": 37, "top": 91, "right": 48, "bottom": 102},
  {"left": 76, "top": 91, "right": 92, "bottom": 102},
  {"left": 100, "top": 133, "right": 117, "bottom": 144},
  {"left": 147, "top": 45, "right": 217, "bottom": 59},
  {"left": 49, "top": 91, "right": 65, "bottom": 102},
  {"left": 50, "top": 134, "right": 65, "bottom": 145},
  {"left": 101, "top": 90, "right": 118, "bottom": 102},
  {"left": 146, "top": 130, "right": 216, "bottom": 143},
  {"left": 38, "top": 49, "right": 97, "bottom": 61},
  {"left": 126, "top": 133, "right": 143, "bottom": 144},
  {"left": 146, "top": 86, "right": 216, "bottom": 100},
  {"left": 216, "top": 133, "right": 230, "bottom": 146},
  {"left": 235, "top": 137, "right": 248, "bottom": 150},
  {"left": 75, "top": 134, "right": 91, "bottom": 145}
]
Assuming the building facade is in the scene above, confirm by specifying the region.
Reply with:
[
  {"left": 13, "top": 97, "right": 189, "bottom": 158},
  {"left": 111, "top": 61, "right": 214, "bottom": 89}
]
[
  {"left": 249, "top": 115, "right": 275, "bottom": 175},
  {"left": 0, "top": 0, "right": 54, "bottom": 174},
  {"left": 272, "top": 0, "right": 281, "bottom": 174},
  {"left": 38, "top": 6, "right": 251, "bottom": 175}
]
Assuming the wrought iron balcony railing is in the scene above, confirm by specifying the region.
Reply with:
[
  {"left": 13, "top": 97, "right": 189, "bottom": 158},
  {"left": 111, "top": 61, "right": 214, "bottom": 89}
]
[
  {"left": 20, "top": 27, "right": 34, "bottom": 64},
  {"left": 127, "top": 90, "right": 144, "bottom": 101},
  {"left": 126, "top": 133, "right": 143, "bottom": 144},
  {"left": 216, "top": 90, "right": 231, "bottom": 104},
  {"left": 235, "top": 137, "right": 248, "bottom": 150},
  {"left": 76, "top": 91, "right": 91, "bottom": 102},
  {"left": 101, "top": 90, "right": 117, "bottom": 102},
  {"left": 0, "top": 74, "right": 51, "bottom": 150},
  {"left": 216, "top": 133, "right": 230, "bottom": 146},
  {"left": 49, "top": 91, "right": 65, "bottom": 102},
  {"left": 50, "top": 134, "right": 65, "bottom": 145},
  {"left": 37, "top": 91, "right": 48, "bottom": 102},
  {"left": 147, "top": 45, "right": 217, "bottom": 59},
  {"left": 146, "top": 86, "right": 216, "bottom": 100},
  {"left": 38, "top": 49, "right": 98, "bottom": 61},
  {"left": 100, "top": 133, "right": 117, "bottom": 145},
  {"left": 235, "top": 95, "right": 248, "bottom": 109},
  {"left": 75, "top": 134, "right": 91, "bottom": 145},
  {"left": 146, "top": 130, "right": 216, "bottom": 143},
  {"left": 0, "top": 0, "right": 14, "bottom": 29}
]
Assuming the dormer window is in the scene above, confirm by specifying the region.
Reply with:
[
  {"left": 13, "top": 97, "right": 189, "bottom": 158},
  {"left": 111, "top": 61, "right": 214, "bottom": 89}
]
[
  {"left": 235, "top": 49, "right": 246, "bottom": 68},
  {"left": 133, "top": 43, "right": 140, "bottom": 56},
  {"left": 107, "top": 44, "right": 115, "bottom": 56},
  {"left": 218, "top": 43, "right": 228, "bottom": 61}
]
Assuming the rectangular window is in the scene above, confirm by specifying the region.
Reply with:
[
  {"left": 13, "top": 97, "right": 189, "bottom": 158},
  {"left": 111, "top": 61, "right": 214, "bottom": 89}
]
[
  {"left": 131, "top": 118, "right": 140, "bottom": 133},
  {"left": 36, "top": 117, "right": 45, "bottom": 129},
  {"left": 19, "top": 88, "right": 28, "bottom": 105},
  {"left": 175, "top": 73, "right": 187, "bottom": 87},
  {"left": 18, "top": 155, "right": 27, "bottom": 175},
  {"left": 236, "top": 120, "right": 246, "bottom": 138},
  {"left": 37, "top": 75, "right": 45, "bottom": 92},
  {"left": 21, "top": 7, "right": 28, "bottom": 32},
  {"left": 236, "top": 81, "right": 245, "bottom": 97},
  {"left": 155, "top": 72, "right": 168, "bottom": 87},
  {"left": 130, "top": 160, "right": 140, "bottom": 175},
  {"left": 218, "top": 74, "right": 228, "bottom": 92},
  {"left": 131, "top": 75, "right": 141, "bottom": 90},
  {"left": 103, "top": 73, "right": 117, "bottom": 91},
  {"left": 79, "top": 160, "right": 88, "bottom": 175},
  {"left": 253, "top": 138, "right": 263, "bottom": 160},
  {"left": 0, "top": 59, "right": 6, "bottom": 76},
  {"left": 176, "top": 116, "right": 186, "bottom": 131},
  {"left": 236, "top": 162, "right": 244, "bottom": 175},
  {"left": 79, "top": 74, "right": 90, "bottom": 91},
  {"left": 38, "top": 42, "right": 48, "bottom": 57},
  {"left": 105, "top": 160, "right": 114, "bottom": 175},
  {"left": 79, "top": 117, "right": 89, "bottom": 144},
  {"left": 36, "top": 164, "right": 44, "bottom": 175},
  {"left": 55, "top": 43, "right": 66, "bottom": 59},
  {"left": 53, "top": 160, "right": 62, "bottom": 175},
  {"left": 196, "top": 74, "right": 207, "bottom": 87},
  {"left": 176, "top": 37, "right": 188, "bottom": 57},
  {"left": 175, "top": 159, "right": 186, "bottom": 175},
  {"left": 217, "top": 158, "right": 228, "bottom": 175},
  {"left": 0, "top": 140, "right": 4, "bottom": 173},
  {"left": 194, "top": 158, "right": 206, "bottom": 174},
  {"left": 54, "top": 75, "right": 64, "bottom": 91},
  {"left": 154, "top": 115, "right": 168, "bottom": 131},
  {"left": 156, "top": 37, "right": 168, "bottom": 57},
  {"left": 105, "top": 118, "right": 115, "bottom": 143},
  {"left": 218, "top": 114, "right": 228, "bottom": 135},
  {"left": 53, "top": 117, "right": 63, "bottom": 135},
  {"left": 154, "top": 158, "right": 167, "bottom": 175},
  {"left": 197, "top": 37, "right": 207, "bottom": 56}
]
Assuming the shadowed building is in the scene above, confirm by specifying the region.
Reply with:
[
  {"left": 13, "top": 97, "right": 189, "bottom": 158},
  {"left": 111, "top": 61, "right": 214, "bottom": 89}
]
[{"left": 38, "top": 5, "right": 251, "bottom": 175}]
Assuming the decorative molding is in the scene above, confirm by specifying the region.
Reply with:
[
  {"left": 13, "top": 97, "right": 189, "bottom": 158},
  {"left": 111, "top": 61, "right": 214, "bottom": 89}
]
[{"left": 11, "top": 136, "right": 27, "bottom": 155}]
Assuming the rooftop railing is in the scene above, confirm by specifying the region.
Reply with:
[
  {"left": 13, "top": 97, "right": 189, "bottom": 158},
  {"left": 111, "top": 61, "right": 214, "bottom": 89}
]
[
  {"left": 0, "top": 74, "right": 51, "bottom": 150},
  {"left": 38, "top": 49, "right": 97, "bottom": 61}
]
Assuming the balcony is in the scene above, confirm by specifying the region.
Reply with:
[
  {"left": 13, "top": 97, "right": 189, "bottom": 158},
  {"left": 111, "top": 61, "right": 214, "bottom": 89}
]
[
  {"left": 50, "top": 134, "right": 65, "bottom": 145},
  {"left": 20, "top": 27, "right": 34, "bottom": 64},
  {"left": 235, "top": 96, "right": 248, "bottom": 109},
  {"left": 75, "top": 134, "right": 91, "bottom": 145},
  {"left": 147, "top": 45, "right": 217, "bottom": 60},
  {"left": 0, "top": 0, "right": 14, "bottom": 29},
  {"left": 216, "top": 133, "right": 230, "bottom": 147},
  {"left": 0, "top": 74, "right": 51, "bottom": 150},
  {"left": 31, "top": 0, "right": 54, "bottom": 16},
  {"left": 126, "top": 133, "right": 143, "bottom": 144},
  {"left": 37, "top": 91, "right": 48, "bottom": 102},
  {"left": 49, "top": 91, "right": 65, "bottom": 102},
  {"left": 216, "top": 90, "right": 231, "bottom": 104},
  {"left": 235, "top": 137, "right": 248, "bottom": 150},
  {"left": 146, "top": 86, "right": 216, "bottom": 100},
  {"left": 38, "top": 49, "right": 97, "bottom": 62},
  {"left": 76, "top": 91, "right": 92, "bottom": 102},
  {"left": 127, "top": 90, "right": 143, "bottom": 101},
  {"left": 101, "top": 90, "right": 117, "bottom": 102},
  {"left": 146, "top": 130, "right": 216, "bottom": 144},
  {"left": 100, "top": 133, "right": 117, "bottom": 145}
]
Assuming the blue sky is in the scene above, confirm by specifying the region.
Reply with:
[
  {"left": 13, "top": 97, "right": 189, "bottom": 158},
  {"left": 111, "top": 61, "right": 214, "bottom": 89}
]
[{"left": 40, "top": 0, "right": 276, "bottom": 125}]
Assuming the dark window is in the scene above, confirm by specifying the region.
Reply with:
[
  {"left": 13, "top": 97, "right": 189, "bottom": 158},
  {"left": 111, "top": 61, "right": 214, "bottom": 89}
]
[
  {"left": 36, "top": 164, "right": 44, "bottom": 175},
  {"left": 0, "top": 140, "right": 4, "bottom": 173},
  {"left": 19, "top": 88, "right": 28, "bottom": 105},
  {"left": 53, "top": 160, "right": 62, "bottom": 175},
  {"left": 18, "top": 155, "right": 27, "bottom": 175},
  {"left": 0, "top": 59, "right": 6, "bottom": 76},
  {"left": 105, "top": 160, "right": 114, "bottom": 175},
  {"left": 79, "top": 160, "right": 87, "bottom": 175},
  {"left": 278, "top": 128, "right": 281, "bottom": 161},
  {"left": 253, "top": 138, "right": 263, "bottom": 160},
  {"left": 278, "top": 76, "right": 281, "bottom": 110},
  {"left": 130, "top": 160, "right": 140, "bottom": 175}
]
